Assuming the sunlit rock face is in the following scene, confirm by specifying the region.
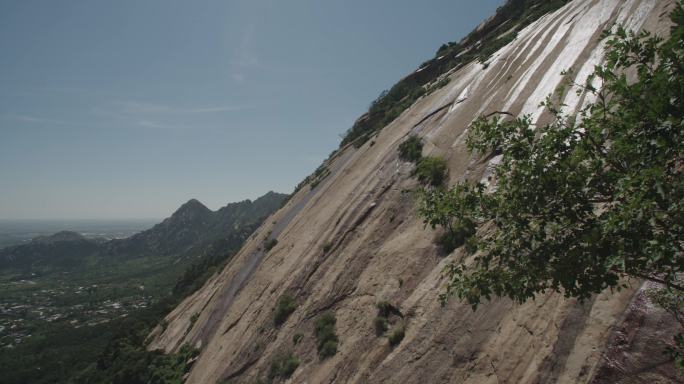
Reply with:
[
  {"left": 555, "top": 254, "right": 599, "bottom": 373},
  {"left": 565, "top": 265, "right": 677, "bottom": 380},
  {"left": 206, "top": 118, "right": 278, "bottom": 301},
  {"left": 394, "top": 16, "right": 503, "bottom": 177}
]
[{"left": 150, "top": 1, "right": 680, "bottom": 383}]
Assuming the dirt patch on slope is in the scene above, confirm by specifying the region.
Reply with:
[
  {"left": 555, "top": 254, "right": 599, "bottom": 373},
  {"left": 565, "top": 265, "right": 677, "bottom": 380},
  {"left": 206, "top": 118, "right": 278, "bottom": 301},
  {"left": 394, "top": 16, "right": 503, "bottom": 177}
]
[{"left": 590, "top": 283, "right": 684, "bottom": 384}]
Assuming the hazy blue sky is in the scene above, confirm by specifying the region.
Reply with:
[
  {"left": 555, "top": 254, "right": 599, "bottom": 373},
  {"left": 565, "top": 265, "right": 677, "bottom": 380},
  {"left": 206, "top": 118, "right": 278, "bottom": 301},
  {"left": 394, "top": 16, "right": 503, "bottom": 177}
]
[{"left": 0, "top": 0, "right": 503, "bottom": 220}]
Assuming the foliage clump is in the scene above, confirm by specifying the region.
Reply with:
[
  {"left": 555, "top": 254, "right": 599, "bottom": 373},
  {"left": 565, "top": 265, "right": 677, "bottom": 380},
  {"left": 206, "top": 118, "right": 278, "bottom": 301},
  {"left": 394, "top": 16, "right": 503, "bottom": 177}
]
[
  {"left": 264, "top": 238, "right": 278, "bottom": 252},
  {"left": 477, "top": 32, "right": 517, "bottom": 63},
  {"left": 293, "top": 163, "right": 331, "bottom": 193},
  {"left": 416, "top": 5, "right": 684, "bottom": 313},
  {"left": 314, "top": 312, "right": 338, "bottom": 359},
  {"left": 374, "top": 300, "right": 392, "bottom": 336},
  {"left": 414, "top": 156, "right": 449, "bottom": 187},
  {"left": 387, "top": 323, "right": 405, "bottom": 347},
  {"left": 376, "top": 301, "right": 393, "bottom": 317},
  {"left": 374, "top": 316, "right": 389, "bottom": 336},
  {"left": 417, "top": 184, "right": 479, "bottom": 254},
  {"left": 274, "top": 294, "right": 297, "bottom": 326},
  {"left": 398, "top": 135, "right": 424, "bottom": 163},
  {"left": 436, "top": 227, "right": 476, "bottom": 255},
  {"left": 74, "top": 337, "right": 199, "bottom": 384},
  {"left": 397, "top": 135, "right": 449, "bottom": 189},
  {"left": 426, "top": 77, "right": 451, "bottom": 93},
  {"left": 267, "top": 352, "right": 300, "bottom": 382},
  {"left": 340, "top": 0, "right": 570, "bottom": 148},
  {"left": 190, "top": 312, "right": 199, "bottom": 325},
  {"left": 374, "top": 301, "right": 405, "bottom": 342}
]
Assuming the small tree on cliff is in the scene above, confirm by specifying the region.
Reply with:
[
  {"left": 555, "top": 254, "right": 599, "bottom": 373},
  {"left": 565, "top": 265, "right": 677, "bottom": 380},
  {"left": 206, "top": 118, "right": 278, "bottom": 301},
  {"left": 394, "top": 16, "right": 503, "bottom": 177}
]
[{"left": 417, "top": 4, "right": 684, "bottom": 313}]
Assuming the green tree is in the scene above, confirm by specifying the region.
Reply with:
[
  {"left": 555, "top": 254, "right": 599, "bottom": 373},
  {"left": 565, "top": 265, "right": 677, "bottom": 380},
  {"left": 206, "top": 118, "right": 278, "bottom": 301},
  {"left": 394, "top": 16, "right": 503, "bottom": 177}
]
[
  {"left": 273, "top": 294, "right": 297, "bottom": 326},
  {"left": 267, "top": 352, "right": 300, "bottom": 382},
  {"left": 417, "top": 4, "right": 684, "bottom": 307},
  {"left": 398, "top": 135, "right": 424, "bottom": 163},
  {"left": 414, "top": 156, "right": 449, "bottom": 187},
  {"left": 314, "top": 312, "right": 338, "bottom": 359}
]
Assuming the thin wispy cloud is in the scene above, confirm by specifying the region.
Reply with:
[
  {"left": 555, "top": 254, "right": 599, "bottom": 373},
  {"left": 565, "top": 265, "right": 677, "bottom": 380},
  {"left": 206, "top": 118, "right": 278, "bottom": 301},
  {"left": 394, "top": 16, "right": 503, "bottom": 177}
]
[
  {"left": 229, "top": 22, "right": 260, "bottom": 83},
  {"left": 231, "top": 73, "right": 246, "bottom": 84},
  {"left": 2, "top": 114, "right": 67, "bottom": 125},
  {"left": 21, "top": 86, "right": 117, "bottom": 97},
  {"left": 188, "top": 105, "right": 251, "bottom": 113},
  {"left": 133, "top": 119, "right": 226, "bottom": 132},
  {"left": 235, "top": 22, "right": 258, "bottom": 67},
  {"left": 84, "top": 100, "right": 251, "bottom": 132},
  {"left": 117, "top": 101, "right": 253, "bottom": 115},
  {"left": 136, "top": 120, "right": 166, "bottom": 129}
]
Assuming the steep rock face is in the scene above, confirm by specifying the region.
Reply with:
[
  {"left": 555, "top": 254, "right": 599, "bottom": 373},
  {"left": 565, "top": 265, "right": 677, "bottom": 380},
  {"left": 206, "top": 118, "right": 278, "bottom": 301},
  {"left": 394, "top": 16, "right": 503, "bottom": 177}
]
[
  {"left": 591, "top": 283, "right": 683, "bottom": 383},
  {"left": 150, "top": 1, "right": 679, "bottom": 383}
]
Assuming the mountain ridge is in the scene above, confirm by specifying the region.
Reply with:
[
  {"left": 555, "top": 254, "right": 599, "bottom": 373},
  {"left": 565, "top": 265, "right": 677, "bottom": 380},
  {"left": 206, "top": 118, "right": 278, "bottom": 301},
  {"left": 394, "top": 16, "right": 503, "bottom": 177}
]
[
  {"left": 149, "top": 1, "right": 682, "bottom": 383},
  {"left": 0, "top": 192, "right": 288, "bottom": 270},
  {"left": 0, "top": 191, "right": 289, "bottom": 384}
]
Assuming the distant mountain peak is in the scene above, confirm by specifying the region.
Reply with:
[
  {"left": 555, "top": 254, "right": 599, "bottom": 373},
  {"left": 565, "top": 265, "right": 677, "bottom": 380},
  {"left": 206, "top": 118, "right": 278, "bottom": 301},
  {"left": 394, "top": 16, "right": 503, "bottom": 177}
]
[
  {"left": 0, "top": 191, "right": 287, "bottom": 273},
  {"left": 174, "top": 199, "right": 211, "bottom": 216},
  {"left": 253, "top": 191, "right": 288, "bottom": 203}
]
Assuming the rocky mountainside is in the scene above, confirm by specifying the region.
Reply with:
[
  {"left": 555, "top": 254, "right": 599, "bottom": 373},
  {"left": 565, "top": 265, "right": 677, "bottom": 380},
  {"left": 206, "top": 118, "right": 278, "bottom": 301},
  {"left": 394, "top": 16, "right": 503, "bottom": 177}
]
[
  {"left": 102, "top": 191, "right": 287, "bottom": 259},
  {"left": 150, "top": 1, "right": 681, "bottom": 383}
]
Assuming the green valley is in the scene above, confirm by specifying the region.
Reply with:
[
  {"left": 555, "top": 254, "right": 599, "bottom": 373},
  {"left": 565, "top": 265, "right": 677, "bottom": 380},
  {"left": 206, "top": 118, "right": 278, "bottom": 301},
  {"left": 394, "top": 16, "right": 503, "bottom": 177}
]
[{"left": 0, "top": 192, "right": 286, "bottom": 384}]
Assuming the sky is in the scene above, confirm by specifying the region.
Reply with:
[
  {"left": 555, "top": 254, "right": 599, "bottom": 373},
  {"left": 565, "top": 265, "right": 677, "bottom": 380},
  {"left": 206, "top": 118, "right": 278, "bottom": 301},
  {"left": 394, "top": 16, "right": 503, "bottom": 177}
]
[{"left": 0, "top": 0, "right": 503, "bottom": 220}]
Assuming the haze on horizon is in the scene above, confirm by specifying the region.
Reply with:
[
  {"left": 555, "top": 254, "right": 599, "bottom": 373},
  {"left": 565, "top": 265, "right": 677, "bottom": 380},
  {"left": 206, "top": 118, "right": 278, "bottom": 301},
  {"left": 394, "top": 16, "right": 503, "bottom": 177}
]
[{"left": 0, "top": 0, "right": 503, "bottom": 220}]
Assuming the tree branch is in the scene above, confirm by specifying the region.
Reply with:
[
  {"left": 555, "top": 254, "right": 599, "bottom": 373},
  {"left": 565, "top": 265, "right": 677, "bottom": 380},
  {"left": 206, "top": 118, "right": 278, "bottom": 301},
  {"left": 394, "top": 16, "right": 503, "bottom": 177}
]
[
  {"left": 483, "top": 111, "right": 514, "bottom": 118},
  {"left": 627, "top": 272, "right": 684, "bottom": 292}
]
